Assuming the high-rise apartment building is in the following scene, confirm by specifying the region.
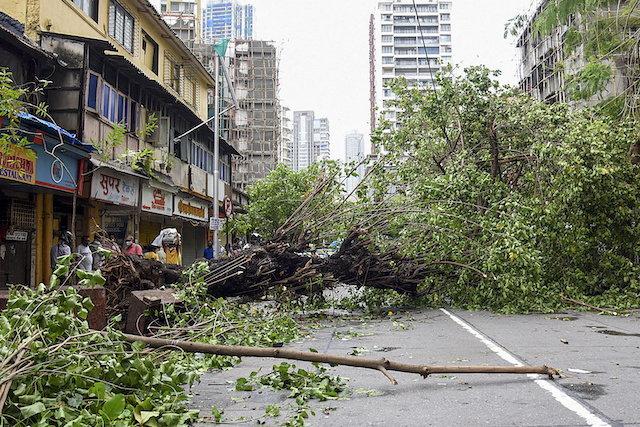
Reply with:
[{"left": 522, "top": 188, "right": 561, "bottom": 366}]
[
  {"left": 292, "top": 111, "right": 330, "bottom": 172},
  {"left": 345, "top": 131, "right": 365, "bottom": 194},
  {"left": 314, "top": 117, "right": 330, "bottom": 163},
  {"left": 371, "top": 0, "right": 453, "bottom": 137},
  {"left": 202, "top": 0, "right": 254, "bottom": 44},
  {"left": 280, "top": 106, "right": 293, "bottom": 169}
]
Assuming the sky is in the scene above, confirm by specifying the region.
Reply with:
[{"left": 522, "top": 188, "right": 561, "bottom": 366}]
[
  {"left": 250, "top": 0, "right": 538, "bottom": 160},
  {"left": 152, "top": 0, "right": 539, "bottom": 160}
]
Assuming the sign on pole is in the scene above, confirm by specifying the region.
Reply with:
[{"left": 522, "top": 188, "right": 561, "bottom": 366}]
[
  {"left": 209, "top": 217, "right": 224, "bottom": 231},
  {"left": 223, "top": 195, "right": 234, "bottom": 218}
]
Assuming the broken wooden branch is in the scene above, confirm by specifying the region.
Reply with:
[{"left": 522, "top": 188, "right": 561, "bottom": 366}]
[
  {"left": 116, "top": 333, "right": 559, "bottom": 385},
  {"left": 561, "top": 295, "right": 618, "bottom": 316}
]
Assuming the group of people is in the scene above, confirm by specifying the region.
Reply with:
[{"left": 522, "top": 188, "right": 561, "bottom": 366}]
[
  {"left": 50, "top": 231, "right": 182, "bottom": 273},
  {"left": 50, "top": 230, "right": 255, "bottom": 271},
  {"left": 202, "top": 237, "right": 250, "bottom": 260}
]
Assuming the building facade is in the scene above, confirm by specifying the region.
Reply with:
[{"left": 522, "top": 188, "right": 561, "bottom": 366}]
[
  {"left": 159, "top": 0, "right": 201, "bottom": 48},
  {"left": 517, "top": 0, "right": 627, "bottom": 109},
  {"left": 372, "top": 0, "right": 453, "bottom": 132},
  {"left": 221, "top": 40, "right": 280, "bottom": 191},
  {"left": 202, "top": 0, "right": 253, "bottom": 44},
  {"left": 345, "top": 131, "right": 365, "bottom": 194},
  {"left": 0, "top": 0, "right": 239, "bottom": 285}
]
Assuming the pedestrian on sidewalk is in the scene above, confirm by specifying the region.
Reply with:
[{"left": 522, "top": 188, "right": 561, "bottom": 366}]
[
  {"left": 76, "top": 235, "right": 93, "bottom": 271},
  {"left": 50, "top": 230, "right": 72, "bottom": 271},
  {"left": 124, "top": 235, "right": 143, "bottom": 258}
]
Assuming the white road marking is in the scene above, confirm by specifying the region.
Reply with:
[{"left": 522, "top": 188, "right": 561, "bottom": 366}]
[{"left": 440, "top": 308, "right": 611, "bottom": 427}]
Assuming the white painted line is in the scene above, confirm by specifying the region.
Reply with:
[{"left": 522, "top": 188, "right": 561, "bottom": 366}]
[{"left": 440, "top": 308, "right": 611, "bottom": 427}]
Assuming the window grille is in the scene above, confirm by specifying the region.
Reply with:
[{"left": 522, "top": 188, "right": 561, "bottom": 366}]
[{"left": 10, "top": 199, "right": 35, "bottom": 230}]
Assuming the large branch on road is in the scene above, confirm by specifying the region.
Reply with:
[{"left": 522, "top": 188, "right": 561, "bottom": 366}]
[{"left": 119, "top": 333, "right": 559, "bottom": 385}]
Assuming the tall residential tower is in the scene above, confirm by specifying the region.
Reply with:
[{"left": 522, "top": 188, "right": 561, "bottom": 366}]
[
  {"left": 292, "top": 111, "right": 330, "bottom": 172},
  {"left": 371, "top": 0, "right": 452, "bottom": 137},
  {"left": 202, "top": 0, "right": 254, "bottom": 44}
]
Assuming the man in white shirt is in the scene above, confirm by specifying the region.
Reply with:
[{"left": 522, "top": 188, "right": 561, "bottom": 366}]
[{"left": 76, "top": 235, "right": 93, "bottom": 271}]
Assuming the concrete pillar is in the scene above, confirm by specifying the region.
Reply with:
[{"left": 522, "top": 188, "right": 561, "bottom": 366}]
[
  {"left": 35, "top": 194, "right": 44, "bottom": 285},
  {"left": 85, "top": 205, "right": 100, "bottom": 239},
  {"left": 43, "top": 194, "right": 53, "bottom": 277}
]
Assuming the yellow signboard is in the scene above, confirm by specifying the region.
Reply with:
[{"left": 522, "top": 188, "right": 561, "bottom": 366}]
[{"left": 0, "top": 145, "right": 36, "bottom": 185}]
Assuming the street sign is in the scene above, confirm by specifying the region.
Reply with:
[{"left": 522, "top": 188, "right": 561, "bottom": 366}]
[
  {"left": 223, "top": 195, "right": 234, "bottom": 218},
  {"left": 209, "top": 217, "right": 224, "bottom": 231}
]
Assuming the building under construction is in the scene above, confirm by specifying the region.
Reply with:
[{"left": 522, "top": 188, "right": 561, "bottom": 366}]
[{"left": 224, "top": 39, "right": 281, "bottom": 192}]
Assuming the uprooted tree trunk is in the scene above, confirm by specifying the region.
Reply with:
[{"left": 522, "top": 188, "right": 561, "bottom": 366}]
[
  {"left": 202, "top": 226, "right": 486, "bottom": 299},
  {"left": 118, "top": 332, "right": 559, "bottom": 385}
]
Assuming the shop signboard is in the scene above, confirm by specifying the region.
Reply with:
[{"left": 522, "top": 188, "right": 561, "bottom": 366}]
[
  {"left": 174, "top": 194, "right": 209, "bottom": 222},
  {"left": 0, "top": 145, "right": 36, "bottom": 185},
  {"left": 91, "top": 169, "right": 140, "bottom": 207},
  {"left": 32, "top": 134, "right": 81, "bottom": 193},
  {"left": 141, "top": 185, "right": 173, "bottom": 216}
]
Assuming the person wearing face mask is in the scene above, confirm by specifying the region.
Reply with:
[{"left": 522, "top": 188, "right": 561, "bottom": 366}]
[{"left": 123, "top": 235, "right": 143, "bottom": 257}]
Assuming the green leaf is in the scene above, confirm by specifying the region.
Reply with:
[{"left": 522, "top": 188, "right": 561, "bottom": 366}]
[
  {"left": 19, "top": 402, "right": 46, "bottom": 418},
  {"left": 102, "top": 394, "right": 125, "bottom": 420}
]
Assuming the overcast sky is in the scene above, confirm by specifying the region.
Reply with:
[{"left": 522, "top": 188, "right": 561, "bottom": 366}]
[
  {"left": 251, "top": 0, "right": 537, "bottom": 159},
  {"left": 152, "top": 0, "right": 538, "bottom": 160}
]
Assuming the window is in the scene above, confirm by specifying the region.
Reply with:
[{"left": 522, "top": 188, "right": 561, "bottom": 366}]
[
  {"left": 109, "top": 0, "right": 135, "bottom": 53},
  {"left": 164, "top": 52, "right": 181, "bottom": 93},
  {"left": 142, "top": 31, "right": 159, "bottom": 75},
  {"left": 87, "top": 73, "right": 99, "bottom": 111},
  {"left": 441, "top": 34, "right": 451, "bottom": 43},
  {"left": 381, "top": 25, "right": 392, "bottom": 32},
  {"left": 382, "top": 46, "right": 393, "bottom": 53},
  {"left": 382, "top": 57, "right": 393, "bottom": 64},
  {"left": 440, "top": 13, "right": 450, "bottom": 22},
  {"left": 440, "top": 3, "right": 450, "bottom": 9},
  {"left": 442, "top": 45, "right": 452, "bottom": 53},
  {"left": 73, "top": 0, "right": 98, "bottom": 22},
  {"left": 381, "top": 35, "right": 393, "bottom": 43},
  {"left": 441, "top": 24, "right": 451, "bottom": 32}
]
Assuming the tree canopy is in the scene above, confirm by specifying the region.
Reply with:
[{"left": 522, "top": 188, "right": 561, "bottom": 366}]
[{"left": 361, "top": 66, "right": 640, "bottom": 312}]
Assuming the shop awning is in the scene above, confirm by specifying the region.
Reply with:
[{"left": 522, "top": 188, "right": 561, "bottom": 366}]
[
  {"left": 89, "top": 157, "right": 150, "bottom": 180},
  {"left": 18, "top": 112, "right": 96, "bottom": 152}
]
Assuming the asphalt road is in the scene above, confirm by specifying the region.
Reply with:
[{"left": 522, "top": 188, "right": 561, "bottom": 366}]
[{"left": 189, "top": 307, "right": 640, "bottom": 426}]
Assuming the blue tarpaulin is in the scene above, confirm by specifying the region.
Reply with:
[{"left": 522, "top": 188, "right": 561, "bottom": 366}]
[{"left": 17, "top": 111, "right": 96, "bottom": 151}]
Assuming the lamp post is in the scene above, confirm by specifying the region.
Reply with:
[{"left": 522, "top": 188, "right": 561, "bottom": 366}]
[{"left": 213, "top": 53, "right": 220, "bottom": 259}]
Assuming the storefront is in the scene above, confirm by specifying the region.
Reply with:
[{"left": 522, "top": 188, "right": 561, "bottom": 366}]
[
  {"left": 173, "top": 193, "right": 210, "bottom": 265},
  {"left": 89, "top": 163, "right": 142, "bottom": 249},
  {"left": 0, "top": 114, "right": 92, "bottom": 286},
  {"left": 139, "top": 181, "right": 175, "bottom": 249}
]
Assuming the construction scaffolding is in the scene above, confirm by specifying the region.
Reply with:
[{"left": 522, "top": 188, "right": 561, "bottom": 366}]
[{"left": 226, "top": 40, "right": 281, "bottom": 192}]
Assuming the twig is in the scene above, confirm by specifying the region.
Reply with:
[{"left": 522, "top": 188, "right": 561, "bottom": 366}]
[{"left": 561, "top": 295, "right": 619, "bottom": 316}]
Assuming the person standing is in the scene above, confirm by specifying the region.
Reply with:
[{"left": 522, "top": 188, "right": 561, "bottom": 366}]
[
  {"left": 124, "top": 235, "right": 143, "bottom": 257},
  {"left": 91, "top": 234, "right": 105, "bottom": 270},
  {"left": 203, "top": 240, "right": 214, "bottom": 260},
  {"left": 108, "top": 233, "right": 121, "bottom": 253},
  {"left": 164, "top": 243, "right": 181, "bottom": 265},
  {"left": 50, "top": 230, "right": 72, "bottom": 270},
  {"left": 76, "top": 235, "right": 93, "bottom": 271},
  {"left": 144, "top": 245, "right": 160, "bottom": 261},
  {"left": 157, "top": 245, "right": 166, "bottom": 263}
]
